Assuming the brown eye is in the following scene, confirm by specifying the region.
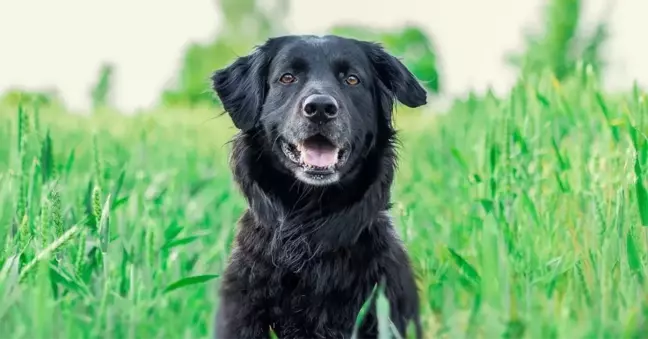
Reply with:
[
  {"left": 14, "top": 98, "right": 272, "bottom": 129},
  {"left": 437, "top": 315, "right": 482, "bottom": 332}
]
[
  {"left": 345, "top": 75, "right": 360, "bottom": 86},
  {"left": 279, "top": 73, "right": 296, "bottom": 84}
]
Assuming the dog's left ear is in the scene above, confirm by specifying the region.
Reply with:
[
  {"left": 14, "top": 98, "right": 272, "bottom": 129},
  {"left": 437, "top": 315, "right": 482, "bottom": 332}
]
[
  {"left": 362, "top": 42, "right": 427, "bottom": 108},
  {"left": 211, "top": 48, "right": 269, "bottom": 132}
]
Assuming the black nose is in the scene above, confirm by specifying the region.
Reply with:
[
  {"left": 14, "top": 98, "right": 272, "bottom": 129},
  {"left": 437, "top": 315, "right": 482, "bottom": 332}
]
[{"left": 302, "top": 94, "right": 338, "bottom": 123}]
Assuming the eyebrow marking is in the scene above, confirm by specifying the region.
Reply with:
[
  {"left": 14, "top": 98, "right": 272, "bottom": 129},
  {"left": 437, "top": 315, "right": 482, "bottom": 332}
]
[
  {"left": 332, "top": 58, "right": 351, "bottom": 74},
  {"left": 289, "top": 57, "right": 309, "bottom": 72}
]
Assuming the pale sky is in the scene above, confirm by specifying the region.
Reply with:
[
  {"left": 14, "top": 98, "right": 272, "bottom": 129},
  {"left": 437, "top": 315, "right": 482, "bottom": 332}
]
[{"left": 0, "top": 0, "right": 646, "bottom": 113}]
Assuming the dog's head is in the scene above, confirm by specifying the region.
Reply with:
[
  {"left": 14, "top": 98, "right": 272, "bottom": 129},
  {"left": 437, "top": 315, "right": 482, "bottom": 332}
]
[{"left": 212, "top": 35, "right": 427, "bottom": 186}]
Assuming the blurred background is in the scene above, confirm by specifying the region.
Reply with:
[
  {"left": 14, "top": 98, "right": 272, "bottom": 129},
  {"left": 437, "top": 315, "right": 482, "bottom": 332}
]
[
  {"left": 2, "top": 1, "right": 648, "bottom": 338},
  {"left": 0, "top": 0, "right": 645, "bottom": 113}
]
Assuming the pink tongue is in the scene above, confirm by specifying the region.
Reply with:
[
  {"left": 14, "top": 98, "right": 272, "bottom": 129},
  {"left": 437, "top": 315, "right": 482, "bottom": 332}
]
[{"left": 301, "top": 146, "right": 338, "bottom": 167}]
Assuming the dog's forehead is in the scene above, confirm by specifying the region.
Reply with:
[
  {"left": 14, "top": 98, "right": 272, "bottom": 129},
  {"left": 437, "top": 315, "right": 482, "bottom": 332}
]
[{"left": 273, "top": 36, "right": 367, "bottom": 67}]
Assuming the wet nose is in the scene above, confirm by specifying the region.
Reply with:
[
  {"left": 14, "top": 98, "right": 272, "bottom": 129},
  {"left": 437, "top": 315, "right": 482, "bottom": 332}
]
[{"left": 302, "top": 94, "right": 338, "bottom": 123}]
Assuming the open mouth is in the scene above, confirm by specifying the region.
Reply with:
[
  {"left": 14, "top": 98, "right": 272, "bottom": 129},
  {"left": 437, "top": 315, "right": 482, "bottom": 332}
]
[{"left": 281, "top": 134, "right": 347, "bottom": 173}]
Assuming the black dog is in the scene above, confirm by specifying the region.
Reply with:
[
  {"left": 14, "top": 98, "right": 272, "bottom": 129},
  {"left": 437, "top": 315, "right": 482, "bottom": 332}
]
[{"left": 212, "top": 34, "right": 427, "bottom": 339}]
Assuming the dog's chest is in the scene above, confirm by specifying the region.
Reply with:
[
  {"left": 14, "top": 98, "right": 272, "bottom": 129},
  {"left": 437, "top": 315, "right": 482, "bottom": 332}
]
[{"left": 264, "top": 252, "right": 381, "bottom": 338}]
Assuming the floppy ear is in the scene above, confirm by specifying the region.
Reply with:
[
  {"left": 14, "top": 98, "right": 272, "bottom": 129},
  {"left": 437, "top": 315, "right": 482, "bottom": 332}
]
[
  {"left": 211, "top": 49, "right": 269, "bottom": 132},
  {"left": 362, "top": 42, "right": 427, "bottom": 108}
]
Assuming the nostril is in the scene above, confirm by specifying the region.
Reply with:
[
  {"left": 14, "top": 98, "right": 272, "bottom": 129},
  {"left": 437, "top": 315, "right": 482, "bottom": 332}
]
[
  {"left": 324, "top": 103, "right": 338, "bottom": 118},
  {"left": 303, "top": 102, "right": 317, "bottom": 117}
]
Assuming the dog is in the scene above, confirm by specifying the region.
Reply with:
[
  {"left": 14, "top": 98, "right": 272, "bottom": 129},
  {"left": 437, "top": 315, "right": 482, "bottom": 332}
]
[{"left": 211, "top": 34, "right": 427, "bottom": 339}]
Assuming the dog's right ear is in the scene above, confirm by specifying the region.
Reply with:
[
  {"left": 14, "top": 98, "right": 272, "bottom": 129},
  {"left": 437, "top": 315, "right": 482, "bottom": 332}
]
[{"left": 211, "top": 48, "right": 269, "bottom": 132}]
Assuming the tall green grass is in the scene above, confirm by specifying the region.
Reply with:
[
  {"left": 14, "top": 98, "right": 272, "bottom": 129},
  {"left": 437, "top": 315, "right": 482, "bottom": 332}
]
[{"left": 0, "top": 69, "right": 647, "bottom": 338}]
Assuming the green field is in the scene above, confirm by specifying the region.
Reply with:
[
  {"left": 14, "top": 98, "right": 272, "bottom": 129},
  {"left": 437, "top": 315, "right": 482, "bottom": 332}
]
[{"left": 1, "top": 71, "right": 647, "bottom": 338}]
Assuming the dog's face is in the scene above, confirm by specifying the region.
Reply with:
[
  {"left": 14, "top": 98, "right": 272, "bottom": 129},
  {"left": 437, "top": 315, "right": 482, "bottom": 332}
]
[{"left": 212, "top": 35, "right": 427, "bottom": 186}]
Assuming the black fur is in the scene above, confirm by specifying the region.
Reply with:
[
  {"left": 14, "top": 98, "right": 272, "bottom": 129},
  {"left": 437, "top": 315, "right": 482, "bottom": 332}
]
[{"left": 211, "top": 35, "right": 427, "bottom": 339}]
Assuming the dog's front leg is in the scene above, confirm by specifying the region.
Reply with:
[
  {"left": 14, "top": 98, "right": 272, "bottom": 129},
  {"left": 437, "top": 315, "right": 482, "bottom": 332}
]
[
  {"left": 215, "top": 293, "right": 269, "bottom": 339},
  {"left": 382, "top": 252, "right": 424, "bottom": 339}
]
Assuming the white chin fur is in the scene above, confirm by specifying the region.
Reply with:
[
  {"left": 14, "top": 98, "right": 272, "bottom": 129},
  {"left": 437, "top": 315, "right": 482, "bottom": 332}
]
[{"left": 295, "top": 170, "right": 340, "bottom": 186}]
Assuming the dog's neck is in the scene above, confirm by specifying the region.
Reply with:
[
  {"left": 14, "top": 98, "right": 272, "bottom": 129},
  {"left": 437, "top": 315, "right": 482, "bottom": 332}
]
[{"left": 229, "top": 130, "right": 397, "bottom": 271}]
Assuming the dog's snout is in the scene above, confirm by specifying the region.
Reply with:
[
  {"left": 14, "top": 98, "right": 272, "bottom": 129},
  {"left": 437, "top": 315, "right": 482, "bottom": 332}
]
[{"left": 302, "top": 94, "right": 338, "bottom": 123}]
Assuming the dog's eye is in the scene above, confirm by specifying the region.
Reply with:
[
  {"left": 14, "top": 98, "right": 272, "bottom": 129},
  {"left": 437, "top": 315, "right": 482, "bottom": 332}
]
[
  {"left": 345, "top": 75, "right": 360, "bottom": 86},
  {"left": 279, "top": 73, "right": 296, "bottom": 84}
]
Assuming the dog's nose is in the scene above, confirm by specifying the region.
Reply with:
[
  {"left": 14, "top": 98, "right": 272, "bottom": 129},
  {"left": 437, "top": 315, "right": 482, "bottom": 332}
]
[{"left": 302, "top": 94, "right": 338, "bottom": 123}]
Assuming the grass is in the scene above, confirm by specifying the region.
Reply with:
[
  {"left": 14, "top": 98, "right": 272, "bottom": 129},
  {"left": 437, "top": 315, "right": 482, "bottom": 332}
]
[{"left": 1, "top": 69, "right": 647, "bottom": 339}]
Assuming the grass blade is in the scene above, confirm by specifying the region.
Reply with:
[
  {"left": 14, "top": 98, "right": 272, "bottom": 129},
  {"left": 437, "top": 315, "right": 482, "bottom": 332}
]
[{"left": 163, "top": 274, "right": 220, "bottom": 294}]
